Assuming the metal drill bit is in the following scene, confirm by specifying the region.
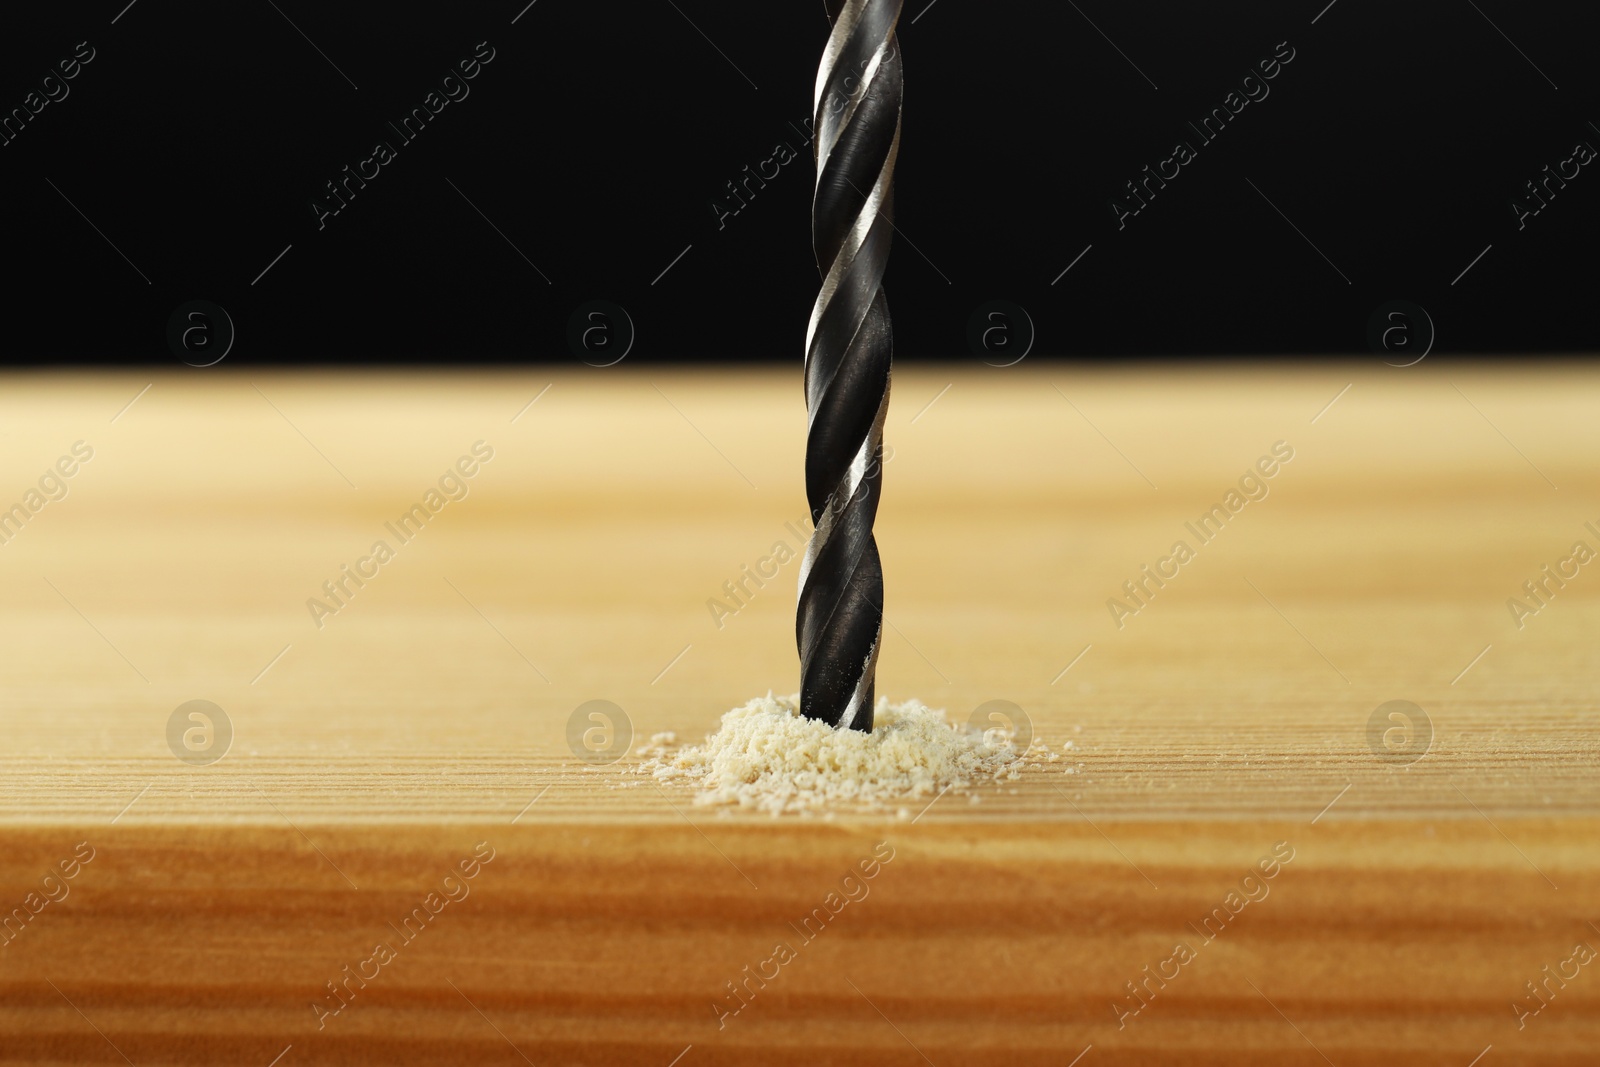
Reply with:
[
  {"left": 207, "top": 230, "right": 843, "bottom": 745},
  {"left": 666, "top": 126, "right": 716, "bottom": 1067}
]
[{"left": 798, "top": 0, "right": 902, "bottom": 731}]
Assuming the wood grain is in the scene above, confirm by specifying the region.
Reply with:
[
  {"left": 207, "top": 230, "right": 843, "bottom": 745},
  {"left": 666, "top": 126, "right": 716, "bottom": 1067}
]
[{"left": 0, "top": 363, "right": 1596, "bottom": 1063}]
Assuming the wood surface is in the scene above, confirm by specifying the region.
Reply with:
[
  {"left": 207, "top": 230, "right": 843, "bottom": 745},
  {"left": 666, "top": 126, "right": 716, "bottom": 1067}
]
[{"left": 0, "top": 363, "right": 1597, "bottom": 1064}]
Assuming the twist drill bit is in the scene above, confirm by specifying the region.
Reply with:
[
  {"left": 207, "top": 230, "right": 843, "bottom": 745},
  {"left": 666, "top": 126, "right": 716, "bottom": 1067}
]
[{"left": 798, "top": 0, "right": 902, "bottom": 731}]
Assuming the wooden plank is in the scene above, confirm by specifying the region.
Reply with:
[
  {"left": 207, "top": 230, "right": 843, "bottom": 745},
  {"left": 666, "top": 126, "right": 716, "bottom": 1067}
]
[{"left": 0, "top": 364, "right": 1596, "bottom": 1063}]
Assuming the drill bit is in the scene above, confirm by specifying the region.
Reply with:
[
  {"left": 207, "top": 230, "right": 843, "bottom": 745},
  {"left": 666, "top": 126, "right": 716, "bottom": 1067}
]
[{"left": 798, "top": 0, "right": 902, "bottom": 731}]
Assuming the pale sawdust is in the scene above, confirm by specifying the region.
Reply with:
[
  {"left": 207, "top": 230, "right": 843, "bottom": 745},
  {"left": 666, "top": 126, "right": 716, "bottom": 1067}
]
[{"left": 635, "top": 692, "right": 1045, "bottom": 817}]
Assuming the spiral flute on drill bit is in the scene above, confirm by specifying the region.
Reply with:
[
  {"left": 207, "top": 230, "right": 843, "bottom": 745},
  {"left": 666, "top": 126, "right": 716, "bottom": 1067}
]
[{"left": 798, "top": 0, "right": 902, "bottom": 731}]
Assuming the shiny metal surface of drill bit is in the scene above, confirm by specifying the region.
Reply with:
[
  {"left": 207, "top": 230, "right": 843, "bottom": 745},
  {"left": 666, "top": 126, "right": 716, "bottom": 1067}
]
[{"left": 798, "top": 0, "right": 902, "bottom": 731}]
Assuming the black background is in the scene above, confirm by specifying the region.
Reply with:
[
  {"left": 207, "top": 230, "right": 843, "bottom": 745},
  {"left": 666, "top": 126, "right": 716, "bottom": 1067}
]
[{"left": 1, "top": 0, "right": 1595, "bottom": 365}]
